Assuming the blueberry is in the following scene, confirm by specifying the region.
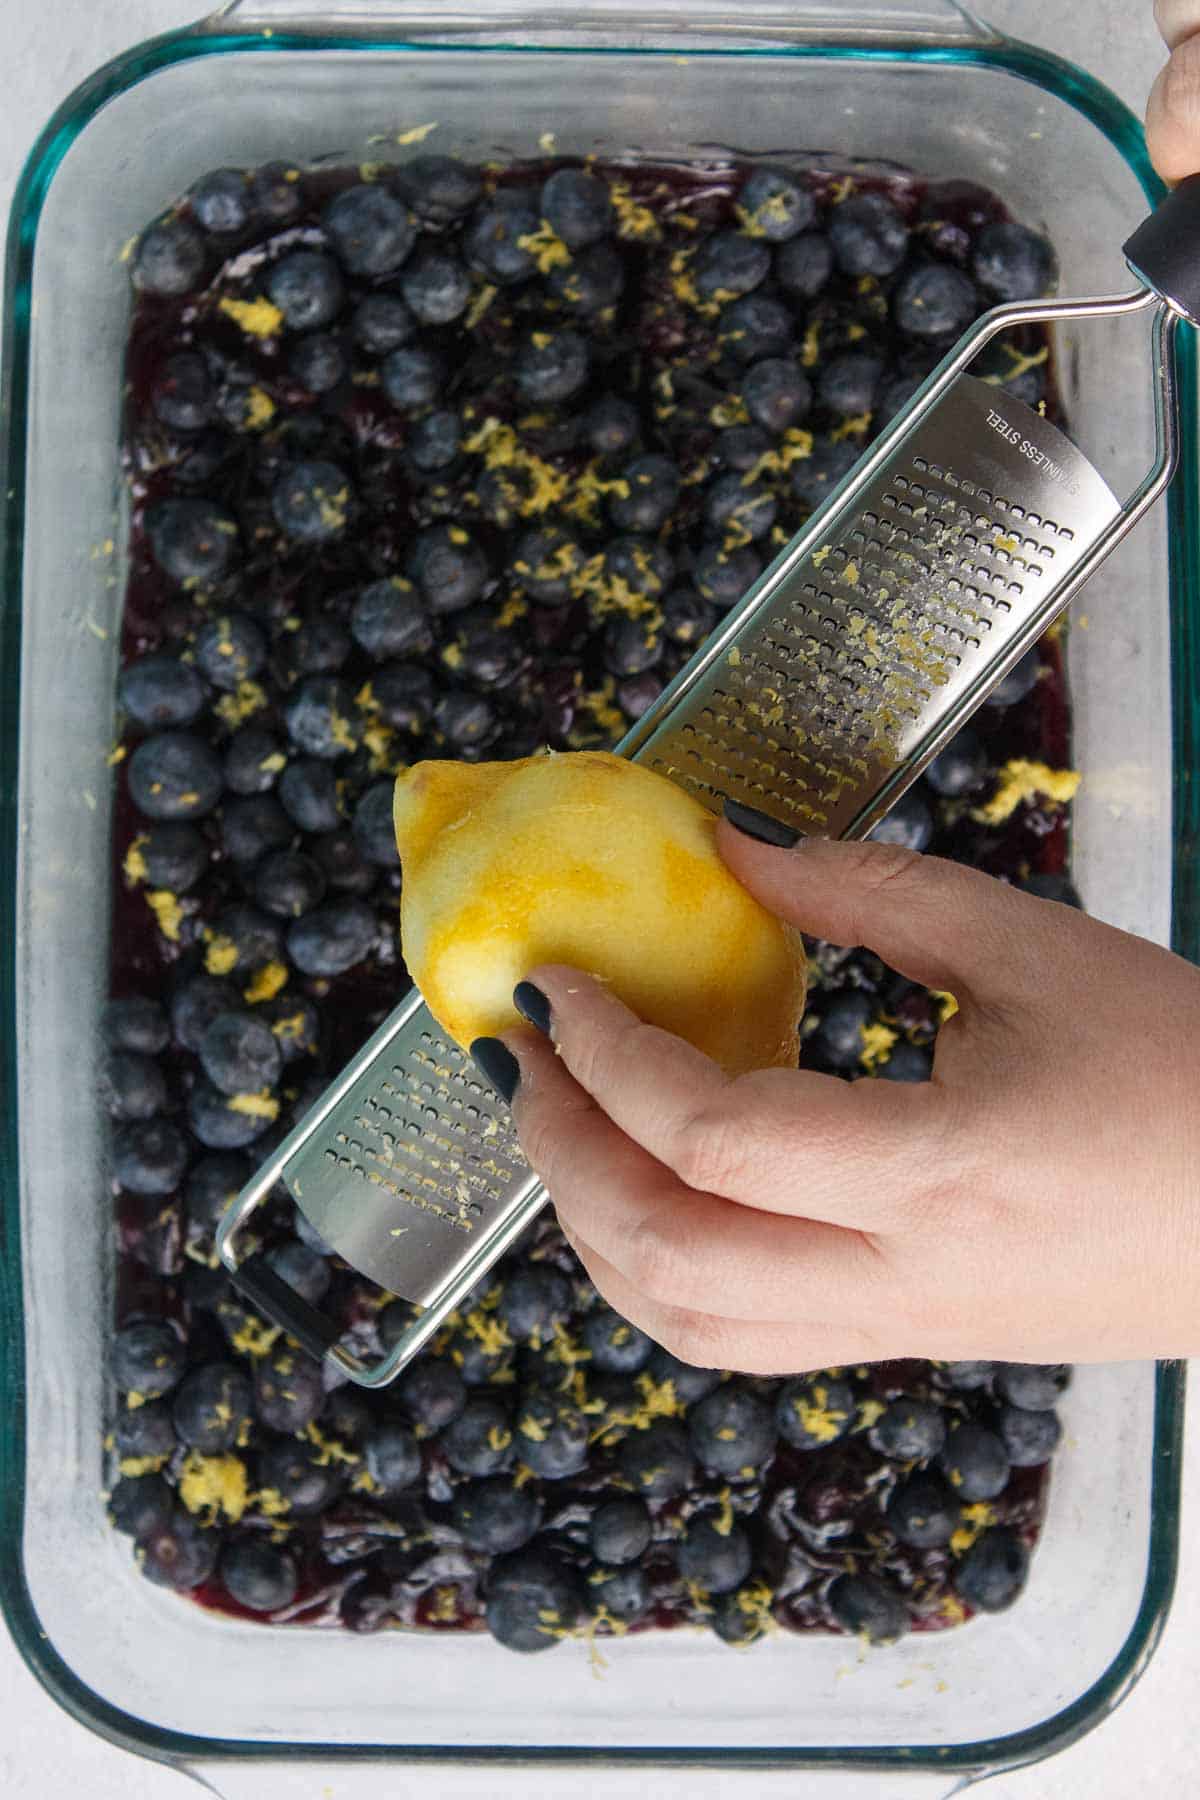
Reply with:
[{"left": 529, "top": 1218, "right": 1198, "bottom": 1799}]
[
  {"left": 352, "top": 292, "right": 416, "bottom": 355},
  {"left": 988, "top": 647, "right": 1040, "bottom": 708},
  {"left": 134, "top": 821, "right": 211, "bottom": 893},
  {"left": 514, "top": 330, "right": 590, "bottom": 405},
  {"left": 287, "top": 616, "right": 354, "bottom": 677},
  {"left": 661, "top": 588, "right": 717, "bottom": 647},
  {"left": 113, "top": 1119, "right": 188, "bottom": 1196},
  {"left": 440, "top": 1396, "right": 515, "bottom": 1477},
  {"left": 704, "top": 471, "right": 777, "bottom": 543},
  {"left": 617, "top": 672, "right": 663, "bottom": 721},
  {"left": 817, "top": 351, "right": 884, "bottom": 418},
  {"left": 453, "top": 1476, "right": 544, "bottom": 1554},
  {"left": 171, "top": 974, "right": 235, "bottom": 1053},
  {"left": 742, "top": 358, "right": 812, "bottom": 434},
  {"left": 876, "top": 1040, "right": 932, "bottom": 1083},
  {"left": 194, "top": 613, "right": 268, "bottom": 692},
  {"left": 828, "top": 1572, "right": 909, "bottom": 1643},
  {"left": 254, "top": 1343, "right": 326, "bottom": 1435},
  {"left": 942, "top": 1361, "right": 996, "bottom": 1392},
  {"left": 113, "top": 1320, "right": 187, "bottom": 1397},
  {"left": 138, "top": 1511, "right": 220, "bottom": 1590},
  {"left": 589, "top": 1496, "right": 651, "bottom": 1566},
  {"left": 104, "top": 995, "right": 170, "bottom": 1056},
  {"left": 485, "top": 1549, "right": 582, "bottom": 1652},
  {"left": 973, "top": 222, "right": 1056, "bottom": 302},
  {"left": 694, "top": 231, "right": 771, "bottom": 301},
  {"left": 102, "top": 1050, "right": 167, "bottom": 1121},
  {"left": 926, "top": 728, "right": 988, "bottom": 797},
  {"left": 775, "top": 230, "right": 835, "bottom": 299},
  {"left": 409, "top": 525, "right": 488, "bottom": 614},
  {"left": 253, "top": 850, "right": 328, "bottom": 918},
  {"left": 719, "top": 293, "right": 793, "bottom": 364},
  {"left": 618, "top": 1419, "right": 695, "bottom": 1499},
  {"left": 285, "top": 676, "right": 359, "bottom": 759},
  {"left": 433, "top": 687, "right": 500, "bottom": 751},
  {"left": 311, "top": 827, "right": 376, "bottom": 895},
  {"left": 185, "top": 1152, "right": 251, "bottom": 1228},
  {"left": 218, "top": 729, "right": 279, "bottom": 800},
  {"left": 220, "top": 1539, "right": 299, "bottom": 1612},
  {"left": 603, "top": 616, "right": 662, "bottom": 680},
  {"left": 279, "top": 758, "right": 342, "bottom": 832},
  {"left": 146, "top": 499, "right": 239, "bottom": 587},
  {"left": 997, "top": 1404, "right": 1062, "bottom": 1467},
  {"left": 220, "top": 794, "right": 292, "bottom": 864},
  {"left": 286, "top": 899, "right": 377, "bottom": 976},
  {"left": 776, "top": 1374, "right": 856, "bottom": 1451},
  {"left": 324, "top": 184, "right": 415, "bottom": 277},
  {"left": 829, "top": 191, "right": 909, "bottom": 278},
  {"left": 188, "top": 1077, "right": 276, "bottom": 1149},
  {"left": 263, "top": 995, "right": 320, "bottom": 1063},
  {"left": 512, "top": 525, "right": 581, "bottom": 606},
  {"left": 894, "top": 263, "right": 979, "bottom": 341},
  {"left": 790, "top": 435, "right": 861, "bottom": 510},
  {"left": 808, "top": 992, "right": 874, "bottom": 1071},
  {"left": 868, "top": 788, "right": 933, "bottom": 852},
  {"left": 876, "top": 370, "right": 927, "bottom": 426},
  {"left": 1020, "top": 872, "right": 1083, "bottom": 909},
  {"left": 400, "top": 247, "right": 472, "bottom": 325},
  {"left": 372, "top": 663, "right": 437, "bottom": 731},
  {"left": 541, "top": 168, "right": 612, "bottom": 249},
  {"left": 646, "top": 1346, "right": 723, "bottom": 1403},
  {"left": 209, "top": 903, "right": 284, "bottom": 971},
  {"left": 353, "top": 781, "right": 402, "bottom": 868},
  {"left": 266, "top": 252, "right": 345, "bottom": 331},
  {"left": 133, "top": 218, "right": 207, "bottom": 295},
  {"left": 173, "top": 1363, "right": 254, "bottom": 1453},
  {"left": 872, "top": 1396, "right": 948, "bottom": 1462},
  {"left": 288, "top": 333, "right": 347, "bottom": 394},
  {"left": 712, "top": 1584, "right": 775, "bottom": 1645},
  {"left": 955, "top": 1526, "right": 1029, "bottom": 1612},
  {"left": 320, "top": 1387, "right": 371, "bottom": 1447},
  {"left": 498, "top": 1266, "right": 573, "bottom": 1344},
  {"left": 677, "top": 1516, "right": 753, "bottom": 1596},
  {"left": 258, "top": 1436, "right": 346, "bottom": 1517},
  {"left": 395, "top": 155, "right": 483, "bottom": 226},
  {"left": 250, "top": 162, "right": 304, "bottom": 223},
  {"left": 693, "top": 543, "right": 761, "bottom": 610},
  {"left": 152, "top": 353, "right": 215, "bottom": 432},
  {"left": 407, "top": 408, "right": 462, "bottom": 474},
  {"left": 199, "top": 1010, "right": 283, "bottom": 1096},
  {"left": 884, "top": 1471, "right": 961, "bottom": 1548},
  {"left": 380, "top": 345, "right": 444, "bottom": 411},
  {"left": 398, "top": 1357, "right": 467, "bottom": 1434},
  {"left": 272, "top": 460, "right": 353, "bottom": 542},
  {"left": 549, "top": 243, "right": 625, "bottom": 314},
  {"left": 443, "top": 1316, "right": 515, "bottom": 1386},
  {"left": 589, "top": 1562, "right": 651, "bottom": 1622},
  {"left": 114, "top": 1398, "right": 177, "bottom": 1464},
  {"left": 605, "top": 535, "right": 674, "bottom": 600},
  {"left": 190, "top": 168, "right": 251, "bottom": 236},
  {"left": 738, "top": 167, "right": 815, "bottom": 242},
  {"left": 995, "top": 1364, "right": 1069, "bottom": 1411},
  {"left": 689, "top": 1383, "right": 776, "bottom": 1479},
  {"left": 583, "top": 394, "right": 639, "bottom": 457},
  {"left": 609, "top": 454, "right": 680, "bottom": 534},
  {"left": 515, "top": 1393, "right": 589, "bottom": 1480},
  {"left": 464, "top": 193, "right": 542, "bottom": 285},
  {"left": 714, "top": 425, "right": 771, "bottom": 474}
]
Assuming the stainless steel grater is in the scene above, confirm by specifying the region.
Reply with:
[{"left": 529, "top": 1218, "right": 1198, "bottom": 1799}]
[{"left": 217, "top": 182, "right": 1195, "bottom": 1388}]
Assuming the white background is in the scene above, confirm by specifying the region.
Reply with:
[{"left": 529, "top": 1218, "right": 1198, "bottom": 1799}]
[{"left": 1, "top": 1, "right": 1194, "bottom": 1795}]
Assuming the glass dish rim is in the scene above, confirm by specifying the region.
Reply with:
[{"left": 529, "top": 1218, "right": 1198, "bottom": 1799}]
[{"left": 0, "top": 15, "right": 1191, "bottom": 1781}]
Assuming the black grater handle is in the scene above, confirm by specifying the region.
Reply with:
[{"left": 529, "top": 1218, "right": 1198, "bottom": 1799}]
[
  {"left": 1124, "top": 172, "right": 1200, "bottom": 324},
  {"left": 227, "top": 1251, "right": 342, "bottom": 1364}
]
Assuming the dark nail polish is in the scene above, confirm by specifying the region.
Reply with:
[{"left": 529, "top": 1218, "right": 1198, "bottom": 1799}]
[
  {"left": 722, "top": 797, "right": 801, "bottom": 848},
  {"left": 513, "top": 980, "right": 552, "bottom": 1037},
  {"left": 470, "top": 1037, "right": 520, "bottom": 1105}
]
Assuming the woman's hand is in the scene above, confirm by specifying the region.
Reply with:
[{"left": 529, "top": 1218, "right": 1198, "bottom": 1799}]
[
  {"left": 1148, "top": 2, "right": 1200, "bottom": 177},
  {"left": 478, "top": 824, "right": 1200, "bottom": 1374}
]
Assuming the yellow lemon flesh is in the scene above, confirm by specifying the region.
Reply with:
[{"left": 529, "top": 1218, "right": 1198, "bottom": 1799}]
[{"left": 392, "top": 751, "right": 806, "bottom": 1074}]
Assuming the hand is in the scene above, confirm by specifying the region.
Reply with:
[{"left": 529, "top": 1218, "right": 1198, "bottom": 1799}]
[
  {"left": 1148, "top": 2, "right": 1200, "bottom": 178},
  {"left": 479, "top": 825, "right": 1200, "bottom": 1374}
]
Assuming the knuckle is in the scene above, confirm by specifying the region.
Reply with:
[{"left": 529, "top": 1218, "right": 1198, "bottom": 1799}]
[
  {"left": 626, "top": 1209, "right": 682, "bottom": 1302},
  {"left": 671, "top": 1109, "right": 747, "bottom": 1196},
  {"left": 1161, "top": 33, "right": 1200, "bottom": 121}
]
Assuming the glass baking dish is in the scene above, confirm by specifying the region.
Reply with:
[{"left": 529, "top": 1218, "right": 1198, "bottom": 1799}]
[{"left": 0, "top": 0, "right": 1193, "bottom": 1793}]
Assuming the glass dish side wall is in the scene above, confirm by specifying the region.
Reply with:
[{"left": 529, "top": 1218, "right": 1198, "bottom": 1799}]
[{"left": 1, "top": 23, "right": 1185, "bottom": 1777}]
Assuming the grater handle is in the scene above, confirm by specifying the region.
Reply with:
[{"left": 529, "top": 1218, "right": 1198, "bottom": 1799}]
[
  {"left": 1124, "top": 172, "right": 1200, "bottom": 326},
  {"left": 226, "top": 1251, "right": 343, "bottom": 1364}
]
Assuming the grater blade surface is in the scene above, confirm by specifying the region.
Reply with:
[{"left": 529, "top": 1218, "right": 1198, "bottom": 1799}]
[{"left": 229, "top": 373, "right": 1123, "bottom": 1336}]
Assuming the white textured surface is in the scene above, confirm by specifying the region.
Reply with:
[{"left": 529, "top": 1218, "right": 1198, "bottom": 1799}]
[{"left": 0, "top": 2, "right": 1194, "bottom": 1796}]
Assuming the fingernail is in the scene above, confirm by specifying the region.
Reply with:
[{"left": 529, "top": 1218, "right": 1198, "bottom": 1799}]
[
  {"left": 470, "top": 1037, "right": 520, "bottom": 1105},
  {"left": 513, "top": 980, "right": 552, "bottom": 1037},
  {"left": 723, "top": 797, "right": 802, "bottom": 848}
]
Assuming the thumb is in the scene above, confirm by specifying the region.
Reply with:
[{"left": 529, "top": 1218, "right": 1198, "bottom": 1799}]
[
  {"left": 716, "top": 806, "right": 1046, "bottom": 1003},
  {"left": 1146, "top": 28, "right": 1200, "bottom": 182}
]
